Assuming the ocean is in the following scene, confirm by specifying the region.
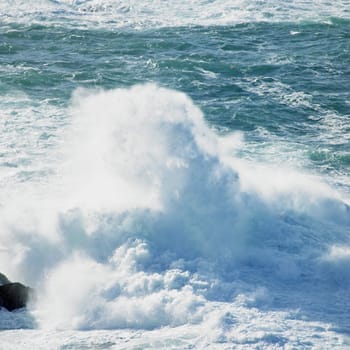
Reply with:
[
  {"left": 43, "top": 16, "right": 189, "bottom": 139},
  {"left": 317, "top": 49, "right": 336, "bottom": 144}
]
[{"left": 0, "top": 1, "right": 350, "bottom": 349}]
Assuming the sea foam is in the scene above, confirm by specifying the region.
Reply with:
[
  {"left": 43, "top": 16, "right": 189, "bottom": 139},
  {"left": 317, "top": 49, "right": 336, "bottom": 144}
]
[
  {"left": 0, "top": 84, "right": 349, "bottom": 331},
  {"left": 1, "top": 0, "right": 350, "bottom": 29}
]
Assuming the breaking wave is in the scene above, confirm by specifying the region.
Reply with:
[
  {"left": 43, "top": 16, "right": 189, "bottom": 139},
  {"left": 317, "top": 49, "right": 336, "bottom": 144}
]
[{"left": 0, "top": 85, "right": 349, "bottom": 330}]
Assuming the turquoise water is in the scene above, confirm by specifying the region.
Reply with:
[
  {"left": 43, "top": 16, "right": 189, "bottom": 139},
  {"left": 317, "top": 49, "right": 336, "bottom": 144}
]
[
  {"left": 2, "top": 20, "right": 350, "bottom": 189},
  {"left": 1, "top": 1, "right": 350, "bottom": 349}
]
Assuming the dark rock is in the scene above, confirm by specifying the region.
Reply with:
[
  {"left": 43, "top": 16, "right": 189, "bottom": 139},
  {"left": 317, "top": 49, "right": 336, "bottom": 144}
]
[{"left": 0, "top": 282, "right": 32, "bottom": 311}]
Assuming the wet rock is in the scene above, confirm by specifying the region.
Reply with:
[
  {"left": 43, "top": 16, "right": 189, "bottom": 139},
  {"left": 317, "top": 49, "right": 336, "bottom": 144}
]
[
  {"left": 0, "top": 282, "right": 32, "bottom": 311},
  {"left": 0, "top": 273, "right": 33, "bottom": 311}
]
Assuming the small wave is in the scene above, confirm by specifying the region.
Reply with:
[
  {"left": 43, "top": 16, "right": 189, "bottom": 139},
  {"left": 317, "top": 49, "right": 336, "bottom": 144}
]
[{"left": 1, "top": 0, "right": 350, "bottom": 29}]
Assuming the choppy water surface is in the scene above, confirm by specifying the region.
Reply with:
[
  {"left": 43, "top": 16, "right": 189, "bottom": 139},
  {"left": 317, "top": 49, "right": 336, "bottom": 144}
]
[{"left": 0, "top": 1, "right": 350, "bottom": 349}]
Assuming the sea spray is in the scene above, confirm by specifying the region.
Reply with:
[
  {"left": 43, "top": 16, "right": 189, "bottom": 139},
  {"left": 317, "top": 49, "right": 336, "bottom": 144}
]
[
  {"left": 0, "top": 85, "right": 349, "bottom": 332},
  {"left": 1, "top": 0, "right": 350, "bottom": 346}
]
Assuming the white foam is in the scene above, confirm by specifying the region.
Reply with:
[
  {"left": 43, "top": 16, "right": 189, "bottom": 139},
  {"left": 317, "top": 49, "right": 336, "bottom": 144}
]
[
  {"left": 0, "top": 85, "right": 349, "bottom": 339},
  {"left": 1, "top": 0, "right": 350, "bottom": 28},
  {"left": 0, "top": 302, "right": 349, "bottom": 349}
]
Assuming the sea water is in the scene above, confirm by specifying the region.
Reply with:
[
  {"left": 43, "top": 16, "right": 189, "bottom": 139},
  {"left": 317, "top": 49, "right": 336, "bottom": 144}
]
[{"left": 0, "top": 1, "right": 350, "bottom": 349}]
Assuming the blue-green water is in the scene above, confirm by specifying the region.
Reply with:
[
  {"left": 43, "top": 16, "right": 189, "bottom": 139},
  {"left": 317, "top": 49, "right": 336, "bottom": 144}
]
[
  {"left": 0, "top": 1, "right": 350, "bottom": 349},
  {"left": 2, "top": 20, "right": 350, "bottom": 189}
]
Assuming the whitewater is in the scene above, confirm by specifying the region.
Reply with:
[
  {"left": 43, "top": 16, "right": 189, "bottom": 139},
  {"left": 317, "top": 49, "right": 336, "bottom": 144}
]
[{"left": 1, "top": 1, "right": 350, "bottom": 349}]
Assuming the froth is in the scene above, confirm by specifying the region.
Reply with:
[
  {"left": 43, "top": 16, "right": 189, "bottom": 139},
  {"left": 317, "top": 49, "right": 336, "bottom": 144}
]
[
  {"left": 1, "top": 0, "right": 350, "bottom": 28},
  {"left": 0, "top": 84, "right": 349, "bottom": 331}
]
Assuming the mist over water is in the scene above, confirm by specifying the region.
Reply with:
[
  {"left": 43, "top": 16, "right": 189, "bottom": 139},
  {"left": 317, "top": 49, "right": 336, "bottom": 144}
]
[
  {"left": 1, "top": 0, "right": 350, "bottom": 349},
  {"left": 1, "top": 85, "right": 350, "bottom": 336}
]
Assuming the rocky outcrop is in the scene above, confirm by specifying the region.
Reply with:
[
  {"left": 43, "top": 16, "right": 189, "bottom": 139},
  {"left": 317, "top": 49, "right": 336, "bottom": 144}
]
[{"left": 0, "top": 273, "right": 33, "bottom": 311}]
